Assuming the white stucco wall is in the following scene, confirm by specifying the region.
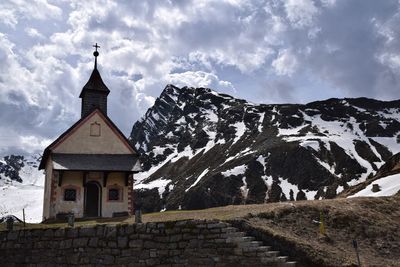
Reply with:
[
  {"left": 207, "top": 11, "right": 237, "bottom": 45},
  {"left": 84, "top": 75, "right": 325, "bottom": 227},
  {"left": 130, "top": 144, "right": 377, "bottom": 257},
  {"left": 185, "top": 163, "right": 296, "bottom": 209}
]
[
  {"left": 42, "top": 157, "right": 53, "bottom": 221},
  {"left": 52, "top": 171, "right": 85, "bottom": 218},
  {"left": 102, "top": 172, "right": 129, "bottom": 217},
  {"left": 48, "top": 171, "right": 129, "bottom": 219}
]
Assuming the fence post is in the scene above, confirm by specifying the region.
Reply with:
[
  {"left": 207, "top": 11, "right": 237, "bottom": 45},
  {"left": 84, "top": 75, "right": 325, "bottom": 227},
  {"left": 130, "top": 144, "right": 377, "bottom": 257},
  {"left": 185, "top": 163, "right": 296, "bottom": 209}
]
[
  {"left": 23, "top": 209, "right": 26, "bottom": 229},
  {"left": 67, "top": 214, "right": 75, "bottom": 228},
  {"left": 353, "top": 239, "right": 361, "bottom": 267},
  {"left": 319, "top": 211, "right": 326, "bottom": 235}
]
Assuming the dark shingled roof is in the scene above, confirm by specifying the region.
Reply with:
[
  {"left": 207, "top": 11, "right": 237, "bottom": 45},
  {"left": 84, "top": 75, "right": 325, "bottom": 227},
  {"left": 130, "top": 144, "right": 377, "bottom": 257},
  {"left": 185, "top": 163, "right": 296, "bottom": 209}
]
[
  {"left": 52, "top": 153, "right": 141, "bottom": 172},
  {"left": 79, "top": 68, "right": 110, "bottom": 98}
]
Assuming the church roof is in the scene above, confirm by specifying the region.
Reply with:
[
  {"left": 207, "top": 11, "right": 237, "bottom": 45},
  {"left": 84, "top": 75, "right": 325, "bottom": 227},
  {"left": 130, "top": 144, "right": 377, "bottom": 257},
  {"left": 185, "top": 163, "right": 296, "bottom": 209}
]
[
  {"left": 39, "top": 108, "right": 139, "bottom": 170},
  {"left": 79, "top": 68, "right": 110, "bottom": 98},
  {"left": 51, "top": 153, "right": 141, "bottom": 172}
]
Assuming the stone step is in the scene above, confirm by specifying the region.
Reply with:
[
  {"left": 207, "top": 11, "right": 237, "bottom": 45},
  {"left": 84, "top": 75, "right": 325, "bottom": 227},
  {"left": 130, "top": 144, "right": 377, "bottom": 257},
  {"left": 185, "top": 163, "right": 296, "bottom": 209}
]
[
  {"left": 277, "top": 256, "right": 288, "bottom": 262},
  {"left": 248, "top": 241, "right": 263, "bottom": 247},
  {"left": 277, "top": 261, "right": 296, "bottom": 267},
  {"left": 236, "top": 241, "right": 253, "bottom": 248},
  {"left": 242, "top": 246, "right": 265, "bottom": 253},
  {"left": 225, "top": 227, "right": 238, "bottom": 233},
  {"left": 266, "top": 251, "right": 280, "bottom": 257},
  {"left": 256, "top": 246, "right": 271, "bottom": 252},
  {"left": 226, "top": 231, "right": 246, "bottom": 238},
  {"left": 241, "top": 236, "right": 255, "bottom": 242},
  {"left": 223, "top": 225, "right": 295, "bottom": 266},
  {"left": 228, "top": 236, "right": 255, "bottom": 244}
]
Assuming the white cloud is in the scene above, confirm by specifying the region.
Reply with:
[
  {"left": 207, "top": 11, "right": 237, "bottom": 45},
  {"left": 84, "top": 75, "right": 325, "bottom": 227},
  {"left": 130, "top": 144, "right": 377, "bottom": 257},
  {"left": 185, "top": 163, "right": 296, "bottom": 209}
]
[
  {"left": 20, "top": 135, "right": 52, "bottom": 154},
  {"left": 283, "top": 0, "right": 318, "bottom": 28},
  {"left": 167, "top": 71, "right": 235, "bottom": 92},
  {"left": 1, "top": 0, "right": 400, "bottom": 156},
  {"left": 0, "top": 8, "right": 18, "bottom": 28},
  {"left": 0, "top": 0, "right": 62, "bottom": 26},
  {"left": 271, "top": 49, "right": 298, "bottom": 76},
  {"left": 25, "top": 27, "right": 45, "bottom": 39},
  {"left": 378, "top": 53, "right": 400, "bottom": 71}
]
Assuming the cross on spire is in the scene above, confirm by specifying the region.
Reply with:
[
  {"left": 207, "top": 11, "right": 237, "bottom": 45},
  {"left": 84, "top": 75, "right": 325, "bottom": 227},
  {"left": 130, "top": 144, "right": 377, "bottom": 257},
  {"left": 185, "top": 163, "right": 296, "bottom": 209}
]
[
  {"left": 93, "top": 43, "right": 100, "bottom": 52},
  {"left": 93, "top": 43, "right": 100, "bottom": 69}
]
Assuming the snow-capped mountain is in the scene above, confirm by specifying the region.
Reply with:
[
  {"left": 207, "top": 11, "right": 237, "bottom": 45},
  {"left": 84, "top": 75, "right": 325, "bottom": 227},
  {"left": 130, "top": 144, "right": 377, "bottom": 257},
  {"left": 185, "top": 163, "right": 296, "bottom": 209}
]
[
  {"left": 130, "top": 84, "right": 400, "bottom": 212},
  {"left": 0, "top": 155, "right": 44, "bottom": 222}
]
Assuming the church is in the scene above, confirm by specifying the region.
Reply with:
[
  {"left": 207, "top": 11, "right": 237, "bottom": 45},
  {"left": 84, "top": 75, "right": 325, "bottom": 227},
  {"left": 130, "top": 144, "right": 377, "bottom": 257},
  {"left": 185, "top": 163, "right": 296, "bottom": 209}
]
[{"left": 39, "top": 44, "right": 141, "bottom": 221}]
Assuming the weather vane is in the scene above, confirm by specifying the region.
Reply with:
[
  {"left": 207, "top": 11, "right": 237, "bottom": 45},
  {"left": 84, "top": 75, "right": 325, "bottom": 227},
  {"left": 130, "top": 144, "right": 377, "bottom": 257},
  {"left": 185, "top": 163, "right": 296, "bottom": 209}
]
[{"left": 93, "top": 43, "right": 100, "bottom": 69}]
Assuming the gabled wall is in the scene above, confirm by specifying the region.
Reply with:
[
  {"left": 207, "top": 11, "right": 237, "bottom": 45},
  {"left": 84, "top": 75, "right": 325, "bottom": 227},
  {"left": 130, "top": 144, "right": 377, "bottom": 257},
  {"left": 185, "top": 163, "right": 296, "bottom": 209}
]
[{"left": 53, "top": 112, "right": 133, "bottom": 155}]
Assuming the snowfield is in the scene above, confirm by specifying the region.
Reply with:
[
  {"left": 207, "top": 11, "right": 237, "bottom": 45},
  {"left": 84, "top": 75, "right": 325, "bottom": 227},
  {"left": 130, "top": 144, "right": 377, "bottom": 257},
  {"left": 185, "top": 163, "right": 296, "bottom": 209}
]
[
  {"left": 349, "top": 173, "right": 400, "bottom": 198},
  {"left": 0, "top": 157, "right": 44, "bottom": 223},
  {"left": 0, "top": 184, "right": 44, "bottom": 223}
]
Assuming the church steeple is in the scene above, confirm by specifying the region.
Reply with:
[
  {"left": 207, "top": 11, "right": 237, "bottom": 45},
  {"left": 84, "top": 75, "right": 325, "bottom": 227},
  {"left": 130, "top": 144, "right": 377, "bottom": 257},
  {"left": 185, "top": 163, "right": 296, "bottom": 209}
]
[{"left": 79, "top": 43, "right": 110, "bottom": 118}]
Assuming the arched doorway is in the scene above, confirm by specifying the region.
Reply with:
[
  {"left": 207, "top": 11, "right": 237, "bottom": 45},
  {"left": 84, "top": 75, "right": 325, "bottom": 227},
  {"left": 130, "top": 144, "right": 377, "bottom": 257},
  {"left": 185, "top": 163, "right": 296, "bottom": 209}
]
[{"left": 84, "top": 181, "right": 101, "bottom": 217}]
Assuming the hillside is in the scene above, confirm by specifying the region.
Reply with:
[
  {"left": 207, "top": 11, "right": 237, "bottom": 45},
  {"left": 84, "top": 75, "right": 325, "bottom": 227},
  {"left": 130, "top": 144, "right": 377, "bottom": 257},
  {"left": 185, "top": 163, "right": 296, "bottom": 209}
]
[
  {"left": 143, "top": 196, "right": 400, "bottom": 267},
  {"left": 3, "top": 196, "right": 398, "bottom": 267},
  {"left": 130, "top": 84, "right": 400, "bottom": 212}
]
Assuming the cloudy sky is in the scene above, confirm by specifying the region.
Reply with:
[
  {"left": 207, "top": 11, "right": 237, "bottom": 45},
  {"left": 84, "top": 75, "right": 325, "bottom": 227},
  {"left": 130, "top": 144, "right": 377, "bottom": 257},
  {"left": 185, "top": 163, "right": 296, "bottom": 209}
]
[{"left": 1, "top": 0, "right": 400, "bottom": 156}]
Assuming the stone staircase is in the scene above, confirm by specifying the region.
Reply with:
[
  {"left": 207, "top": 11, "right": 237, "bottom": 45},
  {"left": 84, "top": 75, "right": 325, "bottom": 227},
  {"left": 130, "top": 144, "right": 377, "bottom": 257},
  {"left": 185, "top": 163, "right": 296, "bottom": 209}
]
[{"left": 224, "top": 225, "right": 296, "bottom": 266}]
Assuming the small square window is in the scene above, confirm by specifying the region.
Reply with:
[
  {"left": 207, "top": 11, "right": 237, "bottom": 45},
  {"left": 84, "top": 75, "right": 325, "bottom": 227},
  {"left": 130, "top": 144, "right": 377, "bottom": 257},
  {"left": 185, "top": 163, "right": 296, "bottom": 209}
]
[
  {"left": 64, "top": 189, "right": 76, "bottom": 201},
  {"left": 90, "top": 122, "right": 101, "bottom": 136},
  {"left": 108, "top": 188, "right": 120, "bottom": 201}
]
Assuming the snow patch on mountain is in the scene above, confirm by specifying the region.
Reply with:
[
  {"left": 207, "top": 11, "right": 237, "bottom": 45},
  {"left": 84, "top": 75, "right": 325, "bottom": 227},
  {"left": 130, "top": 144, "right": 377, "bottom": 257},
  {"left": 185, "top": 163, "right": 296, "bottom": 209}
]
[
  {"left": 186, "top": 168, "right": 209, "bottom": 192},
  {"left": 222, "top": 165, "right": 247, "bottom": 177},
  {"left": 349, "top": 173, "right": 400, "bottom": 197},
  {"left": 232, "top": 122, "right": 246, "bottom": 144},
  {"left": 203, "top": 108, "right": 218, "bottom": 123},
  {"left": 300, "top": 140, "right": 320, "bottom": 151},
  {"left": 240, "top": 177, "right": 249, "bottom": 199},
  {"left": 135, "top": 178, "right": 172, "bottom": 197}
]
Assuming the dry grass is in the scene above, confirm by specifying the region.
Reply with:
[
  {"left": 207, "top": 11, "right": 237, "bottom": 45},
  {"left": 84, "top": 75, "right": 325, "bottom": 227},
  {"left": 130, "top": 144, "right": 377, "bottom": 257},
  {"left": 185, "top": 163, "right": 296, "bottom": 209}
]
[
  {"left": 0, "top": 216, "right": 130, "bottom": 231},
  {"left": 140, "top": 196, "right": 400, "bottom": 267}
]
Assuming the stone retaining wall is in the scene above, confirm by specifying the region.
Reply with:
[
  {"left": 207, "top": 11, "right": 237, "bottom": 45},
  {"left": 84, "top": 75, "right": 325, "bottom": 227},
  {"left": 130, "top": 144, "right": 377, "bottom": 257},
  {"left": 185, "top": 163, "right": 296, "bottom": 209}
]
[{"left": 0, "top": 220, "right": 295, "bottom": 266}]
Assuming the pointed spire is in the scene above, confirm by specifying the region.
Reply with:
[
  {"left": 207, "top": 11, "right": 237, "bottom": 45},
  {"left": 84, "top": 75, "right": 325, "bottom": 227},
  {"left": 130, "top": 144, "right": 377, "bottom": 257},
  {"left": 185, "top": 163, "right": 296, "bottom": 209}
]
[{"left": 79, "top": 43, "right": 110, "bottom": 118}]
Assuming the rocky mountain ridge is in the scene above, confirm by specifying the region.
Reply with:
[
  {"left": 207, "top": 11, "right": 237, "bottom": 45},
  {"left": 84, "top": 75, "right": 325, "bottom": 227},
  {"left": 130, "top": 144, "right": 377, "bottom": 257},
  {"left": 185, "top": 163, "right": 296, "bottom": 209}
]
[
  {"left": 130, "top": 84, "right": 400, "bottom": 212},
  {"left": 0, "top": 155, "right": 41, "bottom": 185}
]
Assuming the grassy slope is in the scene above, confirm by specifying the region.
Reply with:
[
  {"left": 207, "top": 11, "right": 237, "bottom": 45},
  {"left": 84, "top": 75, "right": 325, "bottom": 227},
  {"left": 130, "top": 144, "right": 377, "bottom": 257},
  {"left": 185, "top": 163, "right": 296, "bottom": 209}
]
[
  {"left": 1, "top": 196, "right": 399, "bottom": 266},
  {"left": 144, "top": 196, "right": 400, "bottom": 267}
]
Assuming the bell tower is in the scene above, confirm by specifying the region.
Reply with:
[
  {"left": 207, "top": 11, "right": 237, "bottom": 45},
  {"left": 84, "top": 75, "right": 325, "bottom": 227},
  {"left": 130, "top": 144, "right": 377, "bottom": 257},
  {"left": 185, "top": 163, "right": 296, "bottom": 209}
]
[{"left": 79, "top": 43, "right": 110, "bottom": 118}]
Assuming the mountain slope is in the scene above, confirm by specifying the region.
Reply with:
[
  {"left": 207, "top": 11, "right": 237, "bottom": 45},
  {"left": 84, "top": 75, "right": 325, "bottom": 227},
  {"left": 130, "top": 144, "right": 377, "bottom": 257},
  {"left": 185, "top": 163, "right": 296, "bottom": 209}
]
[
  {"left": 130, "top": 85, "right": 400, "bottom": 212},
  {"left": 341, "top": 152, "right": 400, "bottom": 198},
  {"left": 0, "top": 155, "right": 44, "bottom": 222}
]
